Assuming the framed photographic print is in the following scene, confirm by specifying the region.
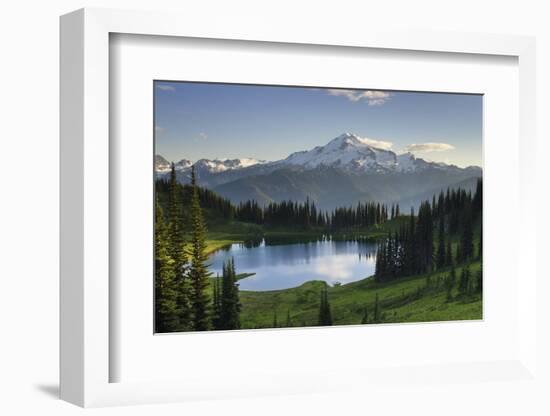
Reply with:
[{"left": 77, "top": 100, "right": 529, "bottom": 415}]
[
  {"left": 153, "top": 81, "right": 483, "bottom": 333},
  {"left": 60, "top": 8, "right": 539, "bottom": 408}
]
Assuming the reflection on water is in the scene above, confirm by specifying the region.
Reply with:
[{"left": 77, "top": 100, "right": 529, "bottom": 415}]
[{"left": 208, "top": 237, "right": 377, "bottom": 291}]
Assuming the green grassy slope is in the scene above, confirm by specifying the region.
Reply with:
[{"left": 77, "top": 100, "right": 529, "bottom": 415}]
[{"left": 237, "top": 260, "right": 482, "bottom": 329}]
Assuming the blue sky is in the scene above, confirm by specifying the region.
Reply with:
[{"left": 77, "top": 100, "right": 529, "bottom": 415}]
[{"left": 154, "top": 81, "right": 482, "bottom": 167}]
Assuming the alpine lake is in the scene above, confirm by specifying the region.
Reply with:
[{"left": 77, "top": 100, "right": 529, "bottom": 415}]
[{"left": 208, "top": 236, "right": 378, "bottom": 291}]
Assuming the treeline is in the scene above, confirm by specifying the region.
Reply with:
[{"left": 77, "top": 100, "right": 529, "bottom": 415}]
[
  {"left": 155, "top": 165, "right": 241, "bottom": 332},
  {"left": 235, "top": 198, "right": 399, "bottom": 230},
  {"left": 156, "top": 177, "right": 401, "bottom": 231},
  {"left": 156, "top": 177, "right": 235, "bottom": 221},
  {"left": 375, "top": 179, "right": 482, "bottom": 283}
]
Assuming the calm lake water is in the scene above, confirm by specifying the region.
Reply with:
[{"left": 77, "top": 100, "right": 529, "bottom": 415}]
[{"left": 208, "top": 238, "right": 378, "bottom": 291}]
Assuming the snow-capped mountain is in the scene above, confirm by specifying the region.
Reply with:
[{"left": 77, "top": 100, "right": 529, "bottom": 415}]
[
  {"left": 279, "top": 133, "right": 475, "bottom": 174},
  {"left": 155, "top": 133, "right": 481, "bottom": 210},
  {"left": 280, "top": 133, "right": 393, "bottom": 172},
  {"left": 155, "top": 132, "right": 480, "bottom": 177},
  {"left": 155, "top": 156, "right": 265, "bottom": 174},
  {"left": 154, "top": 155, "right": 171, "bottom": 173},
  {"left": 155, "top": 133, "right": 481, "bottom": 196},
  {"left": 193, "top": 158, "right": 266, "bottom": 173}
]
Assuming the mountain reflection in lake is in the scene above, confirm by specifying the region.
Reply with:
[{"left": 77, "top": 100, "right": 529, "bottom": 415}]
[{"left": 208, "top": 237, "right": 378, "bottom": 291}]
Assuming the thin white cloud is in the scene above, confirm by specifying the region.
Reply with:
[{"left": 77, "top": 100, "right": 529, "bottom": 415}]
[
  {"left": 358, "top": 136, "right": 393, "bottom": 150},
  {"left": 198, "top": 132, "right": 208, "bottom": 140},
  {"left": 156, "top": 84, "right": 176, "bottom": 92},
  {"left": 327, "top": 89, "right": 392, "bottom": 105},
  {"left": 155, "top": 126, "right": 165, "bottom": 133},
  {"left": 405, "top": 142, "right": 455, "bottom": 153}
]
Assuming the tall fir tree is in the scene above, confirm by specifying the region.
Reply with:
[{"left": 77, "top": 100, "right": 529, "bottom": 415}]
[
  {"left": 211, "top": 273, "right": 222, "bottom": 330},
  {"left": 472, "top": 178, "right": 482, "bottom": 220},
  {"left": 458, "top": 265, "right": 470, "bottom": 296},
  {"left": 318, "top": 285, "right": 333, "bottom": 326},
  {"left": 436, "top": 215, "right": 446, "bottom": 269},
  {"left": 478, "top": 227, "right": 483, "bottom": 260},
  {"left": 460, "top": 204, "right": 474, "bottom": 261},
  {"left": 220, "top": 257, "right": 241, "bottom": 330},
  {"left": 167, "top": 163, "right": 192, "bottom": 330},
  {"left": 475, "top": 267, "right": 483, "bottom": 294},
  {"left": 445, "top": 266, "right": 457, "bottom": 302},
  {"left": 417, "top": 201, "right": 434, "bottom": 272},
  {"left": 445, "top": 240, "right": 453, "bottom": 266},
  {"left": 154, "top": 199, "right": 180, "bottom": 332},
  {"left": 187, "top": 166, "right": 212, "bottom": 331}
]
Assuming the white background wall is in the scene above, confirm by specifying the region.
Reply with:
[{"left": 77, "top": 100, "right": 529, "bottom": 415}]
[{"left": 0, "top": 1, "right": 548, "bottom": 415}]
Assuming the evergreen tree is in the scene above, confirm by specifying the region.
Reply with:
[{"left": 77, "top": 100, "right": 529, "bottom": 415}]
[
  {"left": 405, "top": 207, "right": 417, "bottom": 275},
  {"left": 220, "top": 257, "right": 241, "bottom": 330},
  {"left": 460, "top": 204, "right": 474, "bottom": 261},
  {"left": 212, "top": 273, "right": 222, "bottom": 330},
  {"left": 475, "top": 268, "right": 483, "bottom": 293},
  {"left": 417, "top": 201, "right": 434, "bottom": 272},
  {"left": 472, "top": 178, "right": 482, "bottom": 220},
  {"left": 436, "top": 215, "right": 446, "bottom": 269},
  {"left": 167, "top": 163, "right": 192, "bottom": 330},
  {"left": 445, "top": 240, "right": 453, "bottom": 266},
  {"left": 478, "top": 227, "right": 483, "bottom": 260},
  {"left": 187, "top": 166, "right": 212, "bottom": 331},
  {"left": 154, "top": 199, "right": 179, "bottom": 332},
  {"left": 458, "top": 265, "right": 470, "bottom": 296},
  {"left": 445, "top": 266, "right": 457, "bottom": 301},
  {"left": 318, "top": 286, "right": 333, "bottom": 326}
]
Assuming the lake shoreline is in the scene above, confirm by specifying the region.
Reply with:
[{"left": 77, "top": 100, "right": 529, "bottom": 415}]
[{"left": 207, "top": 236, "right": 379, "bottom": 291}]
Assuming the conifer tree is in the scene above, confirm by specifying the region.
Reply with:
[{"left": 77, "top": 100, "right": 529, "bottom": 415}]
[
  {"left": 460, "top": 205, "right": 474, "bottom": 261},
  {"left": 472, "top": 178, "right": 482, "bottom": 219},
  {"left": 187, "top": 166, "right": 212, "bottom": 331},
  {"left": 444, "top": 266, "right": 457, "bottom": 302},
  {"left": 167, "top": 163, "right": 192, "bottom": 330},
  {"left": 475, "top": 268, "right": 483, "bottom": 293},
  {"left": 417, "top": 201, "right": 434, "bottom": 272},
  {"left": 155, "top": 199, "right": 179, "bottom": 332},
  {"left": 212, "top": 273, "right": 222, "bottom": 330},
  {"left": 436, "top": 215, "right": 446, "bottom": 269},
  {"left": 318, "top": 286, "right": 333, "bottom": 326},
  {"left": 445, "top": 240, "right": 453, "bottom": 266},
  {"left": 445, "top": 274, "right": 453, "bottom": 302},
  {"left": 458, "top": 265, "right": 470, "bottom": 296},
  {"left": 478, "top": 227, "right": 483, "bottom": 260},
  {"left": 220, "top": 257, "right": 241, "bottom": 330}
]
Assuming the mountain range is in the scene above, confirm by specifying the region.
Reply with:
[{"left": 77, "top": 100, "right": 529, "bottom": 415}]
[{"left": 155, "top": 133, "right": 482, "bottom": 210}]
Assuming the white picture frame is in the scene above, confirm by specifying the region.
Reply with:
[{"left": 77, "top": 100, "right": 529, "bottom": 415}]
[{"left": 60, "top": 7, "right": 538, "bottom": 408}]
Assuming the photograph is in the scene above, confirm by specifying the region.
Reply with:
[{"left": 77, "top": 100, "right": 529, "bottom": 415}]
[{"left": 154, "top": 81, "right": 483, "bottom": 333}]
